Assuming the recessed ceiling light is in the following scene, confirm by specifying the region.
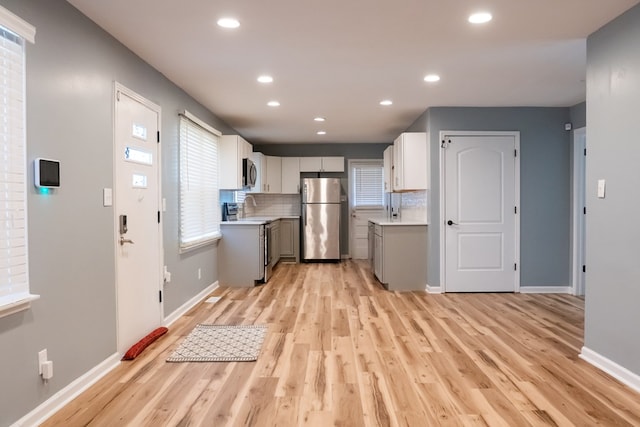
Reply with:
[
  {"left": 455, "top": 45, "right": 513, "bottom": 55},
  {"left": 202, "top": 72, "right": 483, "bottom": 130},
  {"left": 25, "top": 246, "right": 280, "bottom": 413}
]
[
  {"left": 317, "top": 131, "right": 326, "bottom": 135},
  {"left": 424, "top": 74, "right": 441, "bottom": 83},
  {"left": 380, "top": 100, "right": 393, "bottom": 106},
  {"left": 314, "top": 117, "right": 326, "bottom": 122},
  {"left": 267, "top": 101, "right": 280, "bottom": 107},
  {"left": 257, "top": 75, "right": 273, "bottom": 84},
  {"left": 217, "top": 17, "right": 240, "bottom": 28},
  {"left": 468, "top": 12, "right": 492, "bottom": 24}
]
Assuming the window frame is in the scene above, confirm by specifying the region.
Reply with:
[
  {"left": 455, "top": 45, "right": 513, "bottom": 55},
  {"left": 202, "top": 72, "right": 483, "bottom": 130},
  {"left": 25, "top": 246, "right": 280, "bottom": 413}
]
[
  {"left": 0, "top": 5, "right": 38, "bottom": 318},
  {"left": 178, "top": 111, "right": 222, "bottom": 252},
  {"left": 351, "top": 161, "right": 385, "bottom": 210}
]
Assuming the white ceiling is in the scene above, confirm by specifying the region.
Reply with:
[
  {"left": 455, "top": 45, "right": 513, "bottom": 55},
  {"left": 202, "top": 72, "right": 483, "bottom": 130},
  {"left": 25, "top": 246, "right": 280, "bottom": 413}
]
[{"left": 67, "top": 0, "right": 639, "bottom": 144}]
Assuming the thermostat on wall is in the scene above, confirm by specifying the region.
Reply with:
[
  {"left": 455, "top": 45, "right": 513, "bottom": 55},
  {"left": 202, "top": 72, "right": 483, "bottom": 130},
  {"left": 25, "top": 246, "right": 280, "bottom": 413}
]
[{"left": 34, "top": 158, "right": 60, "bottom": 188}]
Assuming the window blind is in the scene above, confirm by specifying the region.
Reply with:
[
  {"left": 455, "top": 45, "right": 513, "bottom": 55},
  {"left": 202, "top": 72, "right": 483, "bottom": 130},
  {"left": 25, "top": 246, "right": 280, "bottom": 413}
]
[
  {"left": 179, "top": 114, "right": 220, "bottom": 251},
  {"left": 353, "top": 164, "right": 384, "bottom": 208},
  {"left": 0, "top": 9, "right": 33, "bottom": 307}
]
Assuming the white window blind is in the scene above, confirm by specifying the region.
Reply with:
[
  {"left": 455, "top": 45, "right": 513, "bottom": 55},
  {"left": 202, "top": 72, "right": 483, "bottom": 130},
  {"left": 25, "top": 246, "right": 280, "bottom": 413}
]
[
  {"left": 0, "top": 6, "right": 36, "bottom": 311},
  {"left": 179, "top": 113, "right": 221, "bottom": 251},
  {"left": 353, "top": 164, "right": 384, "bottom": 208}
]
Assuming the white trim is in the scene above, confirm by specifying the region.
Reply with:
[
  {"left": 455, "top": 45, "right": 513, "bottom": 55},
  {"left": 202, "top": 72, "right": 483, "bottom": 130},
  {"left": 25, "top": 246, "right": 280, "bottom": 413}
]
[
  {"left": 426, "top": 284, "right": 441, "bottom": 294},
  {"left": 519, "top": 286, "right": 572, "bottom": 294},
  {"left": 0, "top": 5, "right": 36, "bottom": 43},
  {"left": 163, "top": 281, "right": 219, "bottom": 327},
  {"left": 580, "top": 346, "right": 640, "bottom": 394},
  {"left": 439, "top": 131, "right": 521, "bottom": 293},
  {"left": 571, "top": 127, "right": 586, "bottom": 296},
  {"left": 180, "top": 110, "right": 221, "bottom": 137},
  {"left": 11, "top": 353, "right": 121, "bottom": 427},
  {"left": 0, "top": 294, "right": 39, "bottom": 319}
]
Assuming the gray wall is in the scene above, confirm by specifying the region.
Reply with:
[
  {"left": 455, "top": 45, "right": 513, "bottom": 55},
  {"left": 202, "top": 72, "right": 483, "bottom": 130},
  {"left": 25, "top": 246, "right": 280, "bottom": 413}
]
[
  {"left": 0, "top": 1, "right": 235, "bottom": 425},
  {"left": 570, "top": 102, "right": 587, "bottom": 129},
  {"left": 585, "top": 3, "right": 640, "bottom": 375},
  {"left": 407, "top": 107, "right": 572, "bottom": 289},
  {"left": 254, "top": 143, "right": 388, "bottom": 255}
]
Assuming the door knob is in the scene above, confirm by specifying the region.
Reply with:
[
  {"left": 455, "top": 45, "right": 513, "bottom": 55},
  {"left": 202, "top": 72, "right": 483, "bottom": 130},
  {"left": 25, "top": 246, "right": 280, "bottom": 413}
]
[{"left": 447, "top": 220, "right": 458, "bottom": 226}]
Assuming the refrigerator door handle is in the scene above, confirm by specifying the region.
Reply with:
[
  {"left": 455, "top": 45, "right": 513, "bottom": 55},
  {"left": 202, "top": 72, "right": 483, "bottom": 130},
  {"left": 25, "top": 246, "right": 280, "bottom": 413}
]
[{"left": 302, "top": 205, "right": 307, "bottom": 226}]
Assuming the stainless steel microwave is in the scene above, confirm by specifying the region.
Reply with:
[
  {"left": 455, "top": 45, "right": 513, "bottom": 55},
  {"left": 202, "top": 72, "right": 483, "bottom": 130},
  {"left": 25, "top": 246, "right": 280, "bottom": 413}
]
[{"left": 242, "top": 158, "right": 257, "bottom": 187}]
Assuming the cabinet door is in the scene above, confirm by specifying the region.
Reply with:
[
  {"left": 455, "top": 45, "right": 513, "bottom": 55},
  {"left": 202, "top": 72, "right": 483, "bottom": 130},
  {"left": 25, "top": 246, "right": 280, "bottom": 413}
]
[
  {"left": 280, "top": 219, "right": 294, "bottom": 257},
  {"left": 299, "top": 157, "right": 322, "bottom": 172},
  {"left": 321, "top": 156, "right": 345, "bottom": 172},
  {"left": 281, "top": 157, "right": 300, "bottom": 193},
  {"left": 219, "top": 135, "right": 242, "bottom": 189},
  {"left": 271, "top": 221, "right": 281, "bottom": 266},
  {"left": 264, "top": 156, "right": 282, "bottom": 193},
  {"left": 393, "top": 133, "right": 427, "bottom": 191}
]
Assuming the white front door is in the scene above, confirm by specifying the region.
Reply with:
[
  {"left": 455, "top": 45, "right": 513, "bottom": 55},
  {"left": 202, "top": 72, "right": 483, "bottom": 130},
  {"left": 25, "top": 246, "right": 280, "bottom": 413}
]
[
  {"left": 349, "top": 160, "right": 384, "bottom": 259},
  {"left": 443, "top": 133, "right": 519, "bottom": 292},
  {"left": 114, "top": 84, "right": 163, "bottom": 354}
]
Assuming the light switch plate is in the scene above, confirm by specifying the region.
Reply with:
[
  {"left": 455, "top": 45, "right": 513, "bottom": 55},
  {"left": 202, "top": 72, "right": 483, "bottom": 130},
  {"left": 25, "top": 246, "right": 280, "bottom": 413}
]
[
  {"left": 103, "top": 188, "right": 113, "bottom": 206},
  {"left": 597, "top": 179, "right": 606, "bottom": 198}
]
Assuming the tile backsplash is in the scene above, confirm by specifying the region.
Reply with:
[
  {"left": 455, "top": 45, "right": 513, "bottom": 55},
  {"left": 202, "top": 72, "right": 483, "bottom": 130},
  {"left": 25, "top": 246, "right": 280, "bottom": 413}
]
[
  {"left": 400, "top": 190, "right": 428, "bottom": 222},
  {"left": 220, "top": 190, "right": 301, "bottom": 218}
]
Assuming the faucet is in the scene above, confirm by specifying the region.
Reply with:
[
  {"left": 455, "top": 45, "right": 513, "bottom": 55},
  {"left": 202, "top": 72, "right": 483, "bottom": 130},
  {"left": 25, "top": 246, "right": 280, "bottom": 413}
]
[{"left": 244, "top": 194, "right": 257, "bottom": 207}]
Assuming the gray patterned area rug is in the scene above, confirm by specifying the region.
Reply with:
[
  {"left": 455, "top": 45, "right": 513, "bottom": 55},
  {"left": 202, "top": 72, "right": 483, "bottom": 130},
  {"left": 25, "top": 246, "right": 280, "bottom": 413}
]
[{"left": 166, "top": 324, "right": 268, "bottom": 362}]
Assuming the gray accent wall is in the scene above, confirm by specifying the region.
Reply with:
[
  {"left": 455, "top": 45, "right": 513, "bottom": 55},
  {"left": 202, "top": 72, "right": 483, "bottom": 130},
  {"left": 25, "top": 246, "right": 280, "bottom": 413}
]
[
  {"left": 407, "top": 107, "right": 572, "bottom": 289},
  {"left": 254, "top": 143, "right": 388, "bottom": 255},
  {"left": 585, "top": 3, "right": 640, "bottom": 375},
  {"left": 570, "top": 102, "right": 587, "bottom": 129},
  {"left": 0, "top": 1, "right": 235, "bottom": 424}
]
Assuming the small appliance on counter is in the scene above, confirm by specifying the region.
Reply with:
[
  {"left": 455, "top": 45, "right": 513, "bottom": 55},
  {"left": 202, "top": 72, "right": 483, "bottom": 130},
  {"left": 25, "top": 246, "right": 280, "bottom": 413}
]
[{"left": 222, "top": 202, "right": 239, "bottom": 221}]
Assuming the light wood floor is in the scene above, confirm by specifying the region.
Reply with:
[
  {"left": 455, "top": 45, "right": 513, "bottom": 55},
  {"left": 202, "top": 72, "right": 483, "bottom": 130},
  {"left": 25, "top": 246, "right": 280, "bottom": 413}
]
[{"left": 43, "top": 260, "right": 640, "bottom": 426}]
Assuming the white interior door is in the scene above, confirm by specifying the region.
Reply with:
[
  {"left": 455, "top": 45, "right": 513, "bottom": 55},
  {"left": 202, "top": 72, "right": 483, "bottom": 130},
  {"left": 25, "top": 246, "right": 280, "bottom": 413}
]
[
  {"left": 443, "top": 133, "right": 518, "bottom": 292},
  {"left": 349, "top": 160, "right": 384, "bottom": 259},
  {"left": 114, "top": 84, "right": 162, "bottom": 354}
]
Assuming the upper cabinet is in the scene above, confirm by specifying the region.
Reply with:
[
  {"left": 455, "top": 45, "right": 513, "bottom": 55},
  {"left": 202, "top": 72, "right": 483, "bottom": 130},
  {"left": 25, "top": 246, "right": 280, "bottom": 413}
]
[
  {"left": 281, "top": 157, "right": 300, "bottom": 194},
  {"left": 383, "top": 145, "right": 393, "bottom": 192},
  {"left": 392, "top": 132, "right": 428, "bottom": 192},
  {"left": 219, "top": 135, "right": 252, "bottom": 190},
  {"left": 299, "top": 156, "right": 344, "bottom": 172}
]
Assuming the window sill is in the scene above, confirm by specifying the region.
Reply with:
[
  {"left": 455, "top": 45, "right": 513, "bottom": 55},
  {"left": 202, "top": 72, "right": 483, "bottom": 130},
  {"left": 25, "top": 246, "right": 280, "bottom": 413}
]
[
  {"left": 179, "top": 232, "right": 222, "bottom": 254},
  {"left": 0, "top": 294, "right": 40, "bottom": 319}
]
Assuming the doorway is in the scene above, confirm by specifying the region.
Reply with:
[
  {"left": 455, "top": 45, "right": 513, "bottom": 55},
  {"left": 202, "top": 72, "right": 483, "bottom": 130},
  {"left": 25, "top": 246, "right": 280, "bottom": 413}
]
[
  {"left": 440, "top": 131, "right": 520, "bottom": 292},
  {"left": 114, "top": 83, "right": 163, "bottom": 354},
  {"left": 572, "top": 127, "right": 586, "bottom": 296}
]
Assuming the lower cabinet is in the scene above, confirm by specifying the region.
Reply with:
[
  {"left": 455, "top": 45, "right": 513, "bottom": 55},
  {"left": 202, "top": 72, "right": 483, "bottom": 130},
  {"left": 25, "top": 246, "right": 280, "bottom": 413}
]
[
  {"left": 220, "top": 223, "right": 264, "bottom": 287},
  {"left": 279, "top": 218, "right": 300, "bottom": 263},
  {"left": 371, "top": 223, "right": 427, "bottom": 291},
  {"left": 270, "top": 220, "right": 281, "bottom": 268}
]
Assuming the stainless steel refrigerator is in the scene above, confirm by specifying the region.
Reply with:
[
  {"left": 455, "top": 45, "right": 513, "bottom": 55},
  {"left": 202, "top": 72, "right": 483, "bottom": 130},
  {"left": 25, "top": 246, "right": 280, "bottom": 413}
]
[{"left": 302, "top": 178, "right": 341, "bottom": 261}]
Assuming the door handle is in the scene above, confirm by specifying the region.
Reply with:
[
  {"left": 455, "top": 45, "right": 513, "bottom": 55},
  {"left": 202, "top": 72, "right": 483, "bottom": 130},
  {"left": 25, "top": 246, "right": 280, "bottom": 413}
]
[
  {"left": 447, "top": 220, "right": 458, "bottom": 226},
  {"left": 119, "top": 236, "right": 135, "bottom": 245}
]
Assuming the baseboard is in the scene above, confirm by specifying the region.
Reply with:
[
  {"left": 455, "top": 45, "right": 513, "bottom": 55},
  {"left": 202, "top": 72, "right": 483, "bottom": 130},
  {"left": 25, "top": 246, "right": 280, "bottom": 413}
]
[
  {"left": 12, "top": 352, "right": 121, "bottom": 427},
  {"left": 163, "top": 281, "right": 219, "bottom": 327},
  {"left": 426, "top": 284, "right": 441, "bottom": 294},
  {"left": 580, "top": 346, "right": 640, "bottom": 394},
  {"left": 519, "top": 286, "right": 572, "bottom": 294}
]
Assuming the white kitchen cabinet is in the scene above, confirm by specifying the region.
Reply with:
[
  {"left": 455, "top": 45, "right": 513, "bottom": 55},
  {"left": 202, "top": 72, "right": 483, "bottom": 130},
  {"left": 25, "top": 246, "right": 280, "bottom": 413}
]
[
  {"left": 281, "top": 157, "right": 300, "bottom": 193},
  {"left": 219, "top": 135, "right": 252, "bottom": 189},
  {"left": 264, "top": 155, "right": 282, "bottom": 193},
  {"left": 383, "top": 145, "right": 393, "bottom": 192},
  {"left": 371, "top": 222, "right": 428, "bottom": 291},
  {"left": 392, "top": 132, "right": 428, "bottom": 191},
  {"left": 299, "top": 156, "right": 345, "bottom": 172},
  {"left": 280, "top": 218, "right": 300, "bottom": 262}
]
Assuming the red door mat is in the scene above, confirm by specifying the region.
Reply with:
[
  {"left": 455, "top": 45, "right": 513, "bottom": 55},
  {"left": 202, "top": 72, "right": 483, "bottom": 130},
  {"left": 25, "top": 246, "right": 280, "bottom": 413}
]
[{"left": 122, "top": 327, "right": 168, "bottom": 360}]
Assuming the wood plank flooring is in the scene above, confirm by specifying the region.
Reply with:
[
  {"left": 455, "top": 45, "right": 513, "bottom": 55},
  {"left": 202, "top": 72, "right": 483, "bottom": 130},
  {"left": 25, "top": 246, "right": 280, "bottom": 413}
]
[{"left": 43, "top": 260, "right": 640, "bottom": 426}]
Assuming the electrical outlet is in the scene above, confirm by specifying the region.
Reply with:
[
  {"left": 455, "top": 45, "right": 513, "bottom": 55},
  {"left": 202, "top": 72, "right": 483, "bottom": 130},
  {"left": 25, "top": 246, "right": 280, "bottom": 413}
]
[
  {"left": 198, "top": 268, "right": 202, "bottom": 280},
  {"left": 38, "top": 349, "right": 47, "bottom": 375}
]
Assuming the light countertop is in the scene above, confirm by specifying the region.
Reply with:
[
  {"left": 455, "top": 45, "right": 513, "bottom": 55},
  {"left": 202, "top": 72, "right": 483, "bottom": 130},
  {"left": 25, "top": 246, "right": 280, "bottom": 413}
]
[
  {"left": 367, "top": 217, "right": 428, "bottom": 226},
  {"left": 221, "top": 215, "right": 301, "bottom": 225}
]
